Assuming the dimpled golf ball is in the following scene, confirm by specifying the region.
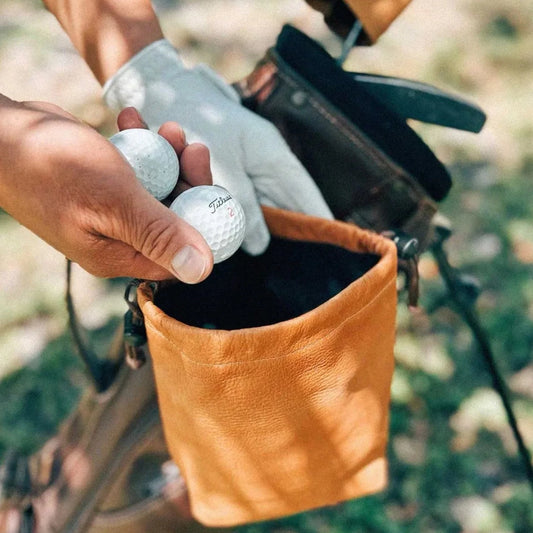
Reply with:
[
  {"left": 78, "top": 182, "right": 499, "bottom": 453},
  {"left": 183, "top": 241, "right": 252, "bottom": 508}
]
[
  {"left": 170, "top": 185, "right": 246, "bottom": 263},
  {"left": 109, "top": 128, "right": 179, "bottom": 200}
]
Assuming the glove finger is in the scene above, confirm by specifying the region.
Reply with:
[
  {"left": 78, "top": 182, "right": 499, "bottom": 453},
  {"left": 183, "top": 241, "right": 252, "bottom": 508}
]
[
  {"left": 243, "top": 121, "right": 333, "bottom": 219},
  {"left": 213, "top": 167, "right": 271, "bottom": 256}
]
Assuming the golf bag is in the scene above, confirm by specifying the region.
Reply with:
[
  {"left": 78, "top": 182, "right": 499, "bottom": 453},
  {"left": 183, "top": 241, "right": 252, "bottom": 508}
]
[{"left": 0, "top": 24, "right": 490, "bottom": 533}]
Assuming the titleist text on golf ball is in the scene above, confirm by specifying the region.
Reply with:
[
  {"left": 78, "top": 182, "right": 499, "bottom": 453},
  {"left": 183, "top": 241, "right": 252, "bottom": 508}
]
[{"left": 170, "top": 185, "right": 246, "bottom": 263}]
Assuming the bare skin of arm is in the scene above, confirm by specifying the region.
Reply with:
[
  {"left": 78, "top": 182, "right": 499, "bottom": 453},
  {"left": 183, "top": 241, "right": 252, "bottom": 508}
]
[
  {"left": 0, "top": 96, "right": 213, "bottom": 281},
  {"left": 42, "top": 0, "right": 163, "bottom": 84},
  {"left": 43, "top": 0, "right": 412, "bottom": 84}
]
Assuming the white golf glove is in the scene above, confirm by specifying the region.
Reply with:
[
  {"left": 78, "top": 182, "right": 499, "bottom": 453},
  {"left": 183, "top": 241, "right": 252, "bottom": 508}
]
[{"left": 103, "top": 39, "right": 333, "bottom": 255}]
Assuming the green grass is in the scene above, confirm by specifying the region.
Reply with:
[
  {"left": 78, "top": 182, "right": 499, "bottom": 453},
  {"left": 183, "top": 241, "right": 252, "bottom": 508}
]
[{"left": 0, "top": 317, "right": 121, "bottom": 457}]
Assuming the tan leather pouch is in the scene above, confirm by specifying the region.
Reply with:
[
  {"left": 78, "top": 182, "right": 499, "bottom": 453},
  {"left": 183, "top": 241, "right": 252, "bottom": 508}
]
[{"left": 137, "top": 207, "right": 397, "bottom": 527}]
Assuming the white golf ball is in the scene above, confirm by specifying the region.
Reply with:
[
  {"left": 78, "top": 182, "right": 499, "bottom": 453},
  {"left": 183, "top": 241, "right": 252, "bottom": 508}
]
[
  {"left": 170, "top": 185, "right": 246, "bottom": 263},
  {"left": 109, "top": 128, "right": 179, "bottom": 200}
]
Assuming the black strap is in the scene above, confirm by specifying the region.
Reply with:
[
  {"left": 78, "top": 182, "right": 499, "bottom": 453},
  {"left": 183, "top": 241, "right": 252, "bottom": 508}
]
[
  {"left": 431, "top": 233, "right": 533, "bottom": 493},
  {"left": 65, "top": 260, "right": 121, "bottom": 392},
  {"left": 336, "top": 19, "right": 363, "bottom": 66}
]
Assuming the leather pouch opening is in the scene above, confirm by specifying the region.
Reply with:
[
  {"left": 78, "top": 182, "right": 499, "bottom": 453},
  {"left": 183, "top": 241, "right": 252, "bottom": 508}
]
[
  {"left": 154, "top": 236, "right": 379, "bottom": 330},
  {"left": 137, "top": 208, "right": 398, "bottom": 527}
]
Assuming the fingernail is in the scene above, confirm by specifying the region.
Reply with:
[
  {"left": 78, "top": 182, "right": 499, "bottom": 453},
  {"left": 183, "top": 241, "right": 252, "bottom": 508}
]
[
  {"left": 133, "top": 108, "right": 149, "bottom": 128},
  {"left": 171, "top": 245, "right": 209, "bottom": 283}
]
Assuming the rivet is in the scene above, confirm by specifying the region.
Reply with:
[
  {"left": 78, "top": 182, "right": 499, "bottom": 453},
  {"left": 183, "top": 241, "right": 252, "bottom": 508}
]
[{"left": 291, "top": 91, "right": 308, "bottom": 106}]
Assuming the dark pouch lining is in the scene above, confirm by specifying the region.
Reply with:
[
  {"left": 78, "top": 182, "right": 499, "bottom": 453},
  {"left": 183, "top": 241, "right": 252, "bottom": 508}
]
[{"left": 154, "top": 236, "right": 379, "bottom": 330}]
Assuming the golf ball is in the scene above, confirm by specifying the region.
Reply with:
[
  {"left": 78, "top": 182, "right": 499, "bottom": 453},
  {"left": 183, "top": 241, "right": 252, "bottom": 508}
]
[
  {"left": 109, "top": 128, "right": 179, "bottom": 200},
  {"left": 170, "top": 185, "right": 246, "bottom": 263}
]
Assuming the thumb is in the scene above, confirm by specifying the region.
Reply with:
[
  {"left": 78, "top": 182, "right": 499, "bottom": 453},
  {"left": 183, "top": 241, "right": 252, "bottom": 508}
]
[{"left": 114, "top": 192, "right": 214, "bottom": 283}]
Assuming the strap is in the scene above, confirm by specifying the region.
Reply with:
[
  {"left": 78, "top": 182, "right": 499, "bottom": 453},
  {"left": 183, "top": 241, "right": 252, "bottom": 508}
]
[
  {"left": 65, "top": 260, "right": 122, "bottom": 391},
  {"left": 336, "top": 19, "right": 364, "bottom": 65},
  {"left": 431, "top": 225, "right": 533, "bottom": 493}
]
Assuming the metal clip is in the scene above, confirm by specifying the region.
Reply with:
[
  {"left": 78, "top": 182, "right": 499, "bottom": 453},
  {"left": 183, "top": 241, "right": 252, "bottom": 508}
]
[
  {"left": 383, "top": 230, "right": 420, "bottom": 308},
  {"left": 123, "top": 308, "right": 147, "bottom": 348},
  {"left": 123, "top": 280, "right": 149, "bottom": 369}
]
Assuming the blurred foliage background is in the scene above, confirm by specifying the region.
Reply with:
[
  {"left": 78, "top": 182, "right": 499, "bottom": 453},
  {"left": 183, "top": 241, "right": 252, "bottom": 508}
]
[{"left": 1, "top": 0, "right": 532, "bottom": 531}]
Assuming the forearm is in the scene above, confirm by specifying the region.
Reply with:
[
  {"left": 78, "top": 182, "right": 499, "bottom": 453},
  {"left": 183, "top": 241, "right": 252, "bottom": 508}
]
[
  {"left": 0, "top": 94, "right": 24, "bottom": 216},
  {"left": 42, "top": 0, "right": 164, "bottom": 84},
  {"left": 0, "top": 95, "right": 45, "bottom": 216}
]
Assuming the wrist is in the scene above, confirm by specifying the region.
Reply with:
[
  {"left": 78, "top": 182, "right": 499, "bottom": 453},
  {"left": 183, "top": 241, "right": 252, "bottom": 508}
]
[
  {"left": 43, "top": 0, "right": 164, "bottom": 84},
  {"left": 103, "top": 39, "right": 184, "bottom": 111},
  {"left": 103, "top": 39, "right": 240, "bottom": 114}
]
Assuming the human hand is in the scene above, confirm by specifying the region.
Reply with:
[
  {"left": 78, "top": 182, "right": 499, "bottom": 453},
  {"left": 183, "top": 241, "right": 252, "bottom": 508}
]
[
  {"left": 103, "top": 40, "right": 333, "bottom": 255},
  {"left": 0, "top": 98, "right": 214, "bottom": 282}
]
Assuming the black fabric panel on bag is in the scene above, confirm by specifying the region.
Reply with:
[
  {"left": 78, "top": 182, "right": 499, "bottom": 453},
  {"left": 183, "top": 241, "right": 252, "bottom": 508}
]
[
  {"left": 154, "top": 237, "right": 379, "bottom": 330},
  {"left": 275, "top": 24, "right": 452, "bottom": 202}
]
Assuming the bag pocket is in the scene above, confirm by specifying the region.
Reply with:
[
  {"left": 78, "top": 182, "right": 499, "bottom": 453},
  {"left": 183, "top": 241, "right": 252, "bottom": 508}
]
[
  {"left": 137, "top": 207, "right": 397, "bottom": 527},
  {"left": 235, "top": 25, "right": 447, "bottom": 251}
]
